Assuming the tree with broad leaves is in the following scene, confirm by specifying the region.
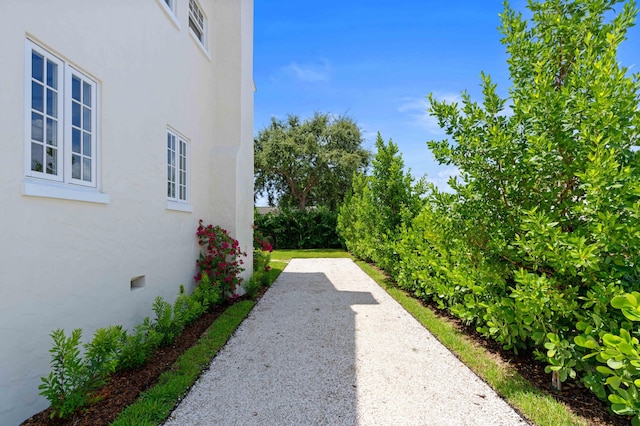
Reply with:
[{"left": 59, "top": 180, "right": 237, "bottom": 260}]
[{"left": 254, "top": 112, "right": 370, "bottom": 210}]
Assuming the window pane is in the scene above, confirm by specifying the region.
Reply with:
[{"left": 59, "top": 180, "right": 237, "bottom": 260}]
[
  {"left": 72, "top": 128, "right": 81, "bottom": 153},
  {"left": 83, "top": 107, "right": 91, "bottom": 131},
  {"left": 168, "top": 181, "right": 175, "bottom": 198},
  {"left": 32, "top": 51, "right": 44, "bottom": 82},
  {"left": 83, "top": 82, "right": 91, "bottom": 106},
  {"left": 189, "top": 20, "right": 203, "bottom": 42},
  {"left": 72, "top": 101, "right": 81, "bottom": 127},
  {"left": 31, "top": 143, "right": 43, "bottom": 172},
  {"left": 83, "top": 132, "right": 91, "bottom": 156},
  {"left": 46, "top": 60, "right": 57, "bottom": 89},
  {"left": 46, "top": 118, "right": 57, "bottom": 147},
  {"left": 32, "top": 81, "right": 44, "bottom": 112},
  {"left": 46, "top": 89, "right": 57, "bottom": 117},
  {"left": 83, "top": 158, "right": 91, "bottom": 182},
  {"left": 72, "top": 76, "right": 81, "bottom": 101},
  {"left": 46, "top": 147, "right": 57, "bottom": 175},
  {"left": 72, "top": 154, "right": 81, "bottom": 179},
  {"left": 31, "top": 112, "right": 43, "bottom": 142}
]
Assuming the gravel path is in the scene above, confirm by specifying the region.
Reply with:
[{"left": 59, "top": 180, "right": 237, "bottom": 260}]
[{"left": 164, "top": 258, "right": 529, "bottom": 425}]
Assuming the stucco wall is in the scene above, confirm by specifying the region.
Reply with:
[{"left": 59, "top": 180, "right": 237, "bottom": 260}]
[{"left": 0, "top": 1, "right": 254, "bottom": 424}]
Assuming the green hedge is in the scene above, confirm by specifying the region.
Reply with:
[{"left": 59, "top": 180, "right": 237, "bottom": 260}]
[
  {"left": 254, "top": 207, "right": 342, "bottom": 249},
  {"left": 337, "top": 1, "right": 640, "bottom": 423}
]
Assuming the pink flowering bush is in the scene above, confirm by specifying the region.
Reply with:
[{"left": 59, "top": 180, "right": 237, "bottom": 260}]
[{"left": 195, "top": 220, "right": 247, "bottom": 297}]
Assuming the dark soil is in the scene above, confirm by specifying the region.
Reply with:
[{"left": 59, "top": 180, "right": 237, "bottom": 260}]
[{"left": 21, "top": 283, "right": 631, "bottom": 426}]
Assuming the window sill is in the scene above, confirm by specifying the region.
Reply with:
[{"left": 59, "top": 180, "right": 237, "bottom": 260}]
[
  {"left": 157, "top": 0, "right": 181, "bottom": 30},
  {"left": 23, "top": 179, "right": 109, "bottom": 204},
  {"left": 166, "top": 201, "right": 193, "bottom": 212},
  {"left": 189, "top": 31, "right": 211, "bottom": 61}
]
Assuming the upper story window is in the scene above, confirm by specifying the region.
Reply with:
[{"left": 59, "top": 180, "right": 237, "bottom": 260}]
[
  {"left": 188, "top": 0, "right": 206, "bottom": 45},
  {"left": 26, "top": 40, "right": 98, "bottom": 188},
  {"left": 167, "top": 129, "right": 189, "bottom": 204},
  {"left": 158, "top": 0, "right": 180, "bottom": 29}
]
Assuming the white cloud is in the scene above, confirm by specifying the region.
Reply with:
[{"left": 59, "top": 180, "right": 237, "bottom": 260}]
[
  {"left": 283, "top": 60, "right": 331, "bottom": 83},
  {"left": 426, "top": 166, "right": 461, "bottom": 193},
  {"left": 397, "top": 93, "right": 462, "bottom": 135}
]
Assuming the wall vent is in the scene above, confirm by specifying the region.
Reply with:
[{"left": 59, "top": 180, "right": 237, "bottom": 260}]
[{"left": 130, "top": 275, "right": 146, "bottom": 291}]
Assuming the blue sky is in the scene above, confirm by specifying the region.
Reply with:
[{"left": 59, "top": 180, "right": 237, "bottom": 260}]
[{"left": 253, "top": 1, "right": 640, "bottom": 197}]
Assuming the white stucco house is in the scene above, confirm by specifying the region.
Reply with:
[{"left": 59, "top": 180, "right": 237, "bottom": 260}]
[{"left": 0, "top": 1, "right": 254, "bottom": 423}]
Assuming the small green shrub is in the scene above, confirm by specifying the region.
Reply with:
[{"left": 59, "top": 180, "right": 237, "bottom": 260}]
[
  {"left": 39, "top": 329, "right": 88, "bottom": 418},
  {"left": 243, "top": 276, "right": 261, "bottom": 299},
  {"left": 84, "top": 326, "right": 124, "bottom": 390},
  {"left": 192, "top": 272, "right": 223, "bottom": 309},
  {"left": 117, "top": 318, "right": 162, "bottom": 370},
  {"left": 152, "top": 296, "right": 186, "bottom": 347},
  {"left": 175, "top": 285, "right": 207, "bottom": 326},
  {"left": 39, "top": 326, "right": 126, "bottom": 419},
  {"left": 253, "top": 236, "right": 273, "bottom": 287}
]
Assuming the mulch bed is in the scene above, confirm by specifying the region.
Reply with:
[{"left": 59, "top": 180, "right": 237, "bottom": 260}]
[{"left": 21, "top": 304, "right": 227, "bottom": 426}]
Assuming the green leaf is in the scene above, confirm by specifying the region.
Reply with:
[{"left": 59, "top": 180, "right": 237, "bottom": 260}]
[
  {"left": 607, "top": 358, "right": 625, "bottom": 370},
  {"left": 611, "top": 404, "right": 635, "bottom": 416},
  {"left": 606, "top": 375, "right": 622, "bottom": 389},
  {"left": 596, "top": 366, "right": 615, "bottom": 376},
  {"left": 603, "top": 334, "right": 623, "bottom": 347},
  {"left": 609, "top": 393, "right": 628, "bottom": 405}
]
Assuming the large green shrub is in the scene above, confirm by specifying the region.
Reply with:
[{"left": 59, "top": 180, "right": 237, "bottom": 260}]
[
  {"left": 337, "top": 133, "right": 426, "bottom": 273},
  {"left": 339, "top": 0, "right": 640, "bottom": 421}
]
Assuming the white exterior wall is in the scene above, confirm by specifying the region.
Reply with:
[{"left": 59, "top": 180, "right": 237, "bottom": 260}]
[{"left": 0, "top": 1, "right": 254, "bottom": 424}]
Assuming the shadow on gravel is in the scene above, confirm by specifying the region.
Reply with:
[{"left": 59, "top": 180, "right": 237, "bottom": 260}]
[{"left": 165, "top": 271, "right": 377, "bottom": 425}]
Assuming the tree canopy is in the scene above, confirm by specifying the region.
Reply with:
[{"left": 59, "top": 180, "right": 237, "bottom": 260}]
[{"left": 254, "top": 112, "right": 370, "bottom": 210}]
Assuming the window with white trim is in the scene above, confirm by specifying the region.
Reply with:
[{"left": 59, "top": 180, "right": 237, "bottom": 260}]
[
  {"left": 167, "top": 129, "right": 189, "bottom": 203},
  {"left": 188, "top": 0, "right": 206, "bottom": 46},
  {"left": 163, "top": 0, "right": 175, "bottom": 11},
  {"left": 26, "top": 40, "right": 98, "bottom": 187}
]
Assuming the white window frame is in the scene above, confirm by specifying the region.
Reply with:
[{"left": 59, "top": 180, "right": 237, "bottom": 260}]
[
  {"left": 188, "top": 0, "right": 207, "bottom": 48},
  {"left": 166, "top": 128, "right": 192, "bottom": 212},
  {"left": 65, "top": 67, "right": 98, "bottom": 187},
  {"left": 158, "top": 0, "right": 181, "bottom": 29},
  {"left": 24, "top": 39, "right": 106, "bottom": 203}
]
